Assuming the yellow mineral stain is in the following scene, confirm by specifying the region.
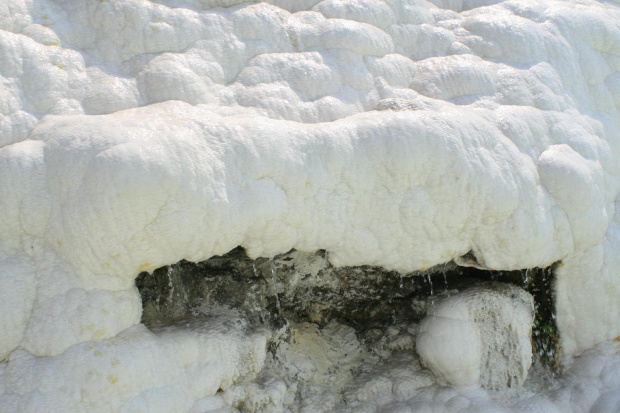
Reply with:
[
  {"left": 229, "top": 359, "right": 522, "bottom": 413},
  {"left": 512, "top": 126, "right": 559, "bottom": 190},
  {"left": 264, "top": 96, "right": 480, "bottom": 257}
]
[
  {"left": 94, "top": 350, "right": 102, "bottom": 357},
  {"left": 613, "top": 336, "right": 620, "bottom": 342},
  {"left": 112, "top": 253, "right": 121, "bottom": 259},
  {"left": 45, "top": 39, "right": 61, "bottom": 47},
  {"left": 92, "top": 329, "right": 106, "bottom": 339},
  {"left": 107, "top": 375, "right": 118, "bottom": 384},
  {"left": 138, "top": 262, "right": 151, "bottom": 271},
  {"left": 102, "top": 262, "right": 110, "bottom": 269},
  {"left": 111, "top": 358, "right": 120, "bottom": 367},
  {"left": 57, "top": 241, "right": 62, "bottom": 247}
]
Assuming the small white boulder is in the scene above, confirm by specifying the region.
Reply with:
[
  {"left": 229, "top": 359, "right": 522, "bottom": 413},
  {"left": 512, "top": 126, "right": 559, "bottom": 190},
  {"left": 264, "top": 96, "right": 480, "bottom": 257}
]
[{"left": 416, "top": 282, "right": 535, "bottom": 389}]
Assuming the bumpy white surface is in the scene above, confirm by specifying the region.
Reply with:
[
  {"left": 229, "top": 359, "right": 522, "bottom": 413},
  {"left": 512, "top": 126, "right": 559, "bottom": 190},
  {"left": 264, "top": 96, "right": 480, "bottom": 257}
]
[
  {"left": 2, "top": 0, "right": 620, "bottom": 410},
  {"left": 417, "top": 283, "right": 534, "bottom": 388},
  {"left": 1, "top": 309, "right": 266, "bottom": 413}
]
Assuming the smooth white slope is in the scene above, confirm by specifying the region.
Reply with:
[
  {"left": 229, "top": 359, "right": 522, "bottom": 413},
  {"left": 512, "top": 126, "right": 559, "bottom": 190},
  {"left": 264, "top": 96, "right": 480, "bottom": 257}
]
[{"left": 1, "top": 0, "right": 620, "bottom": 410}]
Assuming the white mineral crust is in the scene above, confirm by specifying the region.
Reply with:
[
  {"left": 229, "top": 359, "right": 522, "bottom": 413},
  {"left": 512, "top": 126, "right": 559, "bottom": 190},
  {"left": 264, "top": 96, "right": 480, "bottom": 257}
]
[
  {"left": 417, "top": 283, "right": 535, "bottom": 389},
  {"left": 2, "top": 0, "right": 620, "bottom": 411}
]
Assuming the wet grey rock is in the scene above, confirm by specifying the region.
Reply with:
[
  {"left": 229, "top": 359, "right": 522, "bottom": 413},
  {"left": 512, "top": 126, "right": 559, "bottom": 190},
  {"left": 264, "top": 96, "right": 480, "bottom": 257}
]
[
  {"left": 135, "top": 247, "right": 456, "bottom": 336},
  {"left": 135, "top": 247, "right": 559, "bottom": 375}
]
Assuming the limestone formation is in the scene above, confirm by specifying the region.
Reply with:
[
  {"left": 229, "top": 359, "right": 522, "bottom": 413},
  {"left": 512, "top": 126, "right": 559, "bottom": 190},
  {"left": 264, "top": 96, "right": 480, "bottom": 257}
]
[{"left": 417, "top": 283, "right": 535, "bottom": 389}]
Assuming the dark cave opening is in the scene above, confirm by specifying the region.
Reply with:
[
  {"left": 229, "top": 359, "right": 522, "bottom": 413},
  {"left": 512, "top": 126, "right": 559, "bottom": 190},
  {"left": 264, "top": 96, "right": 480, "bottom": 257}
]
[{"left": 135, "top": 247, "right": 559, "bottom": 369}]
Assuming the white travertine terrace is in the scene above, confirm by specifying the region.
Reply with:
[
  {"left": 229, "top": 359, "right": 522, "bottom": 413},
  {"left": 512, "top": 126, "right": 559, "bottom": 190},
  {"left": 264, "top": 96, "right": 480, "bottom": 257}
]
[{"left": 3, "top": 0, "right": 620, "bottom": 411}]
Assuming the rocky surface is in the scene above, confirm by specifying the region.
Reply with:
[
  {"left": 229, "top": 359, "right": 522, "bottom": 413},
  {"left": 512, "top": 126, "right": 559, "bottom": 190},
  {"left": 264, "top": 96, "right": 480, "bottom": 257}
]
[
  {"left": 136, "top": 247, "right": 559, "bottom": 406},
  {"left": 3, "top": 0, "right": 620, "bottom": 409}
]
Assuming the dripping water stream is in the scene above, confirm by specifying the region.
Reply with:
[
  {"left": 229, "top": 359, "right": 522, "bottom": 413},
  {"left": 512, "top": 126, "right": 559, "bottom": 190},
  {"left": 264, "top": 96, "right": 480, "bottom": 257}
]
[{"left": 271, "top": 260, "right": 281, "bottom": 313}]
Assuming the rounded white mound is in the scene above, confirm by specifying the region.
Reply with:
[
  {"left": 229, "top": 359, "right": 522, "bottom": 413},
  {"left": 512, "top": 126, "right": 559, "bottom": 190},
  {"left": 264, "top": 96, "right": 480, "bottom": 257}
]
[
  {"left": 2, "top": 0, "right": 620, "bottom": 411},
  {"left": 417, "top": 283, "right": 535, "bottom": 389}
]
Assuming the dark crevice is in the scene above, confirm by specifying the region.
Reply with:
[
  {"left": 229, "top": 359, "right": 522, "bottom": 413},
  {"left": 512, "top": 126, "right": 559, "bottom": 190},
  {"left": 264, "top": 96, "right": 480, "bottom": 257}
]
[{"left": 135, "top": 247, "right": 559, "bottom": 370}]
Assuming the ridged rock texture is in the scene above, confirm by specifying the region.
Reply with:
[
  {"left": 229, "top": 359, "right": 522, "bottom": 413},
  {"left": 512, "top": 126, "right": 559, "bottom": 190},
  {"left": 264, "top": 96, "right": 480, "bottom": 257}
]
[{"left": 3, "top": 0, "right": 620, "bottom": 411}]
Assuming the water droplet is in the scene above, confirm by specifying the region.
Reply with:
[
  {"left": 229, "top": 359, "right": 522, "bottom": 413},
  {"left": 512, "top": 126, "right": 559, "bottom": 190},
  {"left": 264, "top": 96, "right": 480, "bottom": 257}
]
[
  {"left": 167, "top": 266, "right": 173, "bottom": 288},
  {"left": 523, "top": 268, "right": 530, "bottom": 287},
  {"left": 271, "top": 260, "right": 281, "bottom": 312},
  {"left": 427, "top": 274, "right": 434, "bottom": 296}
]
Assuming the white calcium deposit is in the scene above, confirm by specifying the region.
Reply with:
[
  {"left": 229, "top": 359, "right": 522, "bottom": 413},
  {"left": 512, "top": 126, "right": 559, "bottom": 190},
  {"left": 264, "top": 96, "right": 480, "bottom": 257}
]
[
  {"left": 2, "top": 0, "right": 620, "bottom": 411},
  {"left": 417, "top": 283, "right": 535, "bottom": 389}
]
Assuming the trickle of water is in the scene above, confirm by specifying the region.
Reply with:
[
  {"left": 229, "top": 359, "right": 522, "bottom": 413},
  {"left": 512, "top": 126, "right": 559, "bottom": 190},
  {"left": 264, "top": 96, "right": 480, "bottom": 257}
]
[
  {"left": 253, "top": 263, "right": 259, "bottom": 278},
  {"left": 166, "top": 265, "right": 175, "bottom": 304},
  {"left": 399, "top": 274, "right": 404, "bottom": 289},
  {"left": 167, "top": 266, "right": 174, "bottom": 288},
  {"left": 442, "top": 271, "right": 448, "bottom": 292},
  {"left": 271, "top": 261, "right": 281, "bottom": 311},
  {"left": 427, "top": 274, "right": 434, "bottom": 296},
  {"left": 523, "top": 268, "right": 530, "bottom": 286}
]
